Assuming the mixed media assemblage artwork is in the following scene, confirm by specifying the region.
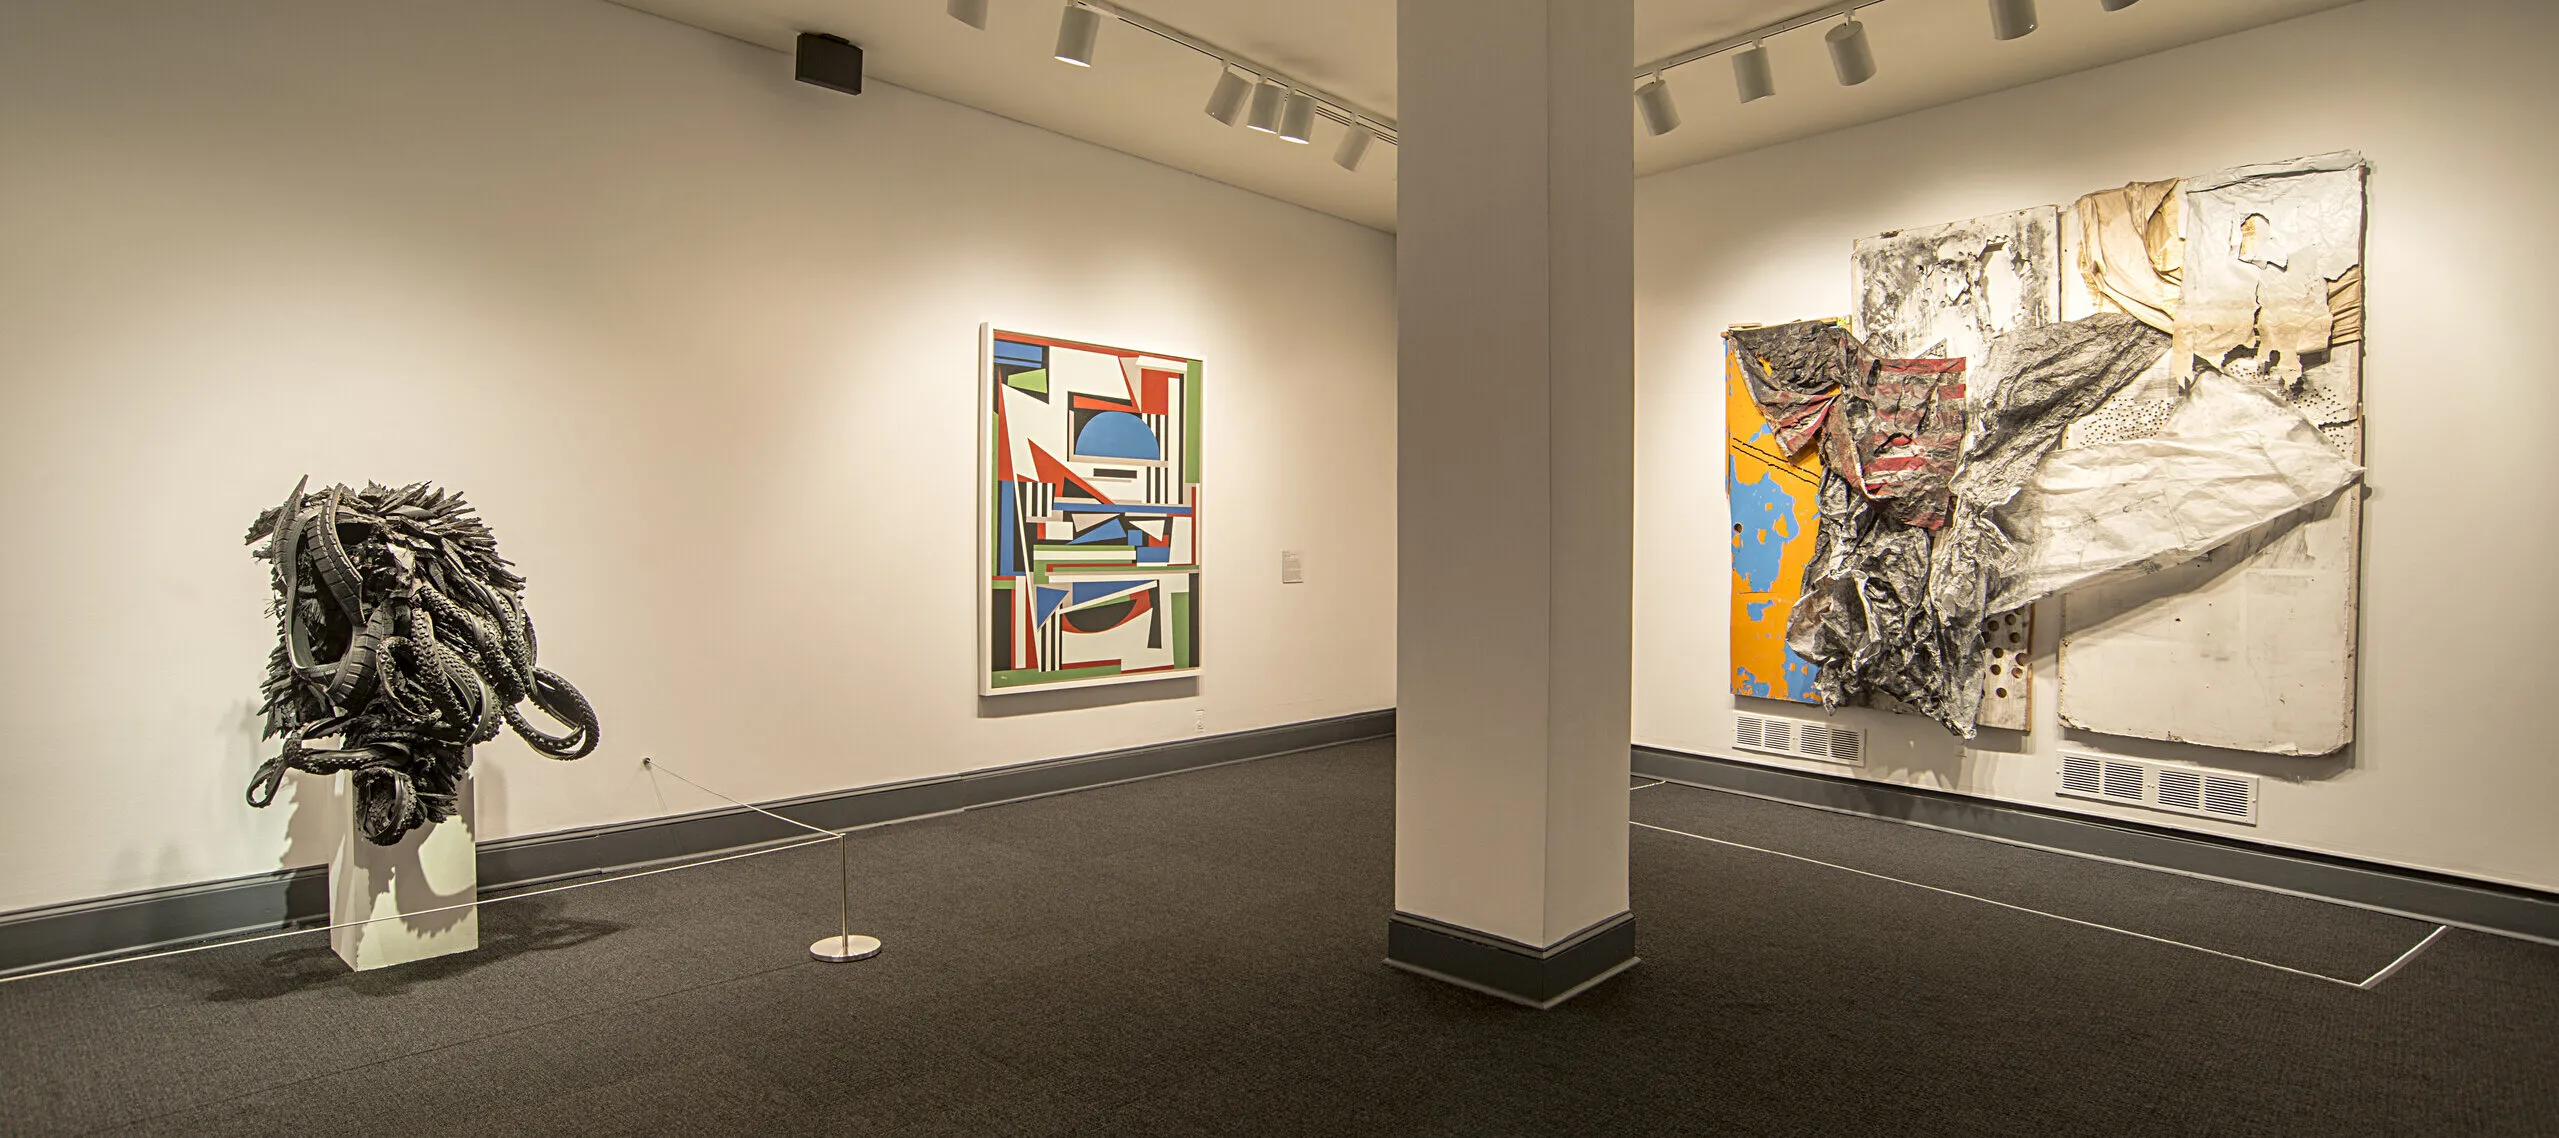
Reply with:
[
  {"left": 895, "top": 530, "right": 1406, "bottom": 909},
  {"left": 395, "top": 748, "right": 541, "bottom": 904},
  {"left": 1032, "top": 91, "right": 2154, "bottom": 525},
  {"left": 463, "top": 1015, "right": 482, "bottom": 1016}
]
[
  {"left": 981, "top": 327, "right": 1202, "bottom": 693},
  {"left": 1725, "top": 153, "right": 2367, "bottom": 755}
]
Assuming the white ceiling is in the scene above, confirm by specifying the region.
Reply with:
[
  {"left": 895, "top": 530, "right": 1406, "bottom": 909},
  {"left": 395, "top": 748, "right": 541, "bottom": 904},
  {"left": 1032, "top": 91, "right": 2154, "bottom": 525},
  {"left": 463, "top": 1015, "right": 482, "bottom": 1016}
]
[{"left": 605, "top": 0, "right": 2360, "bottom": 232}]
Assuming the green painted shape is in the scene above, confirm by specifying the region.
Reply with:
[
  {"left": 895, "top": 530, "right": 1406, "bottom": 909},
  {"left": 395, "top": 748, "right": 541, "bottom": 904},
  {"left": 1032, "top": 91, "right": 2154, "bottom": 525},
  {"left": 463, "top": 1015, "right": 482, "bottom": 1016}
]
[
  {"left": 992, "top": 664, "right": 1120, "bottom": 688},
  {"left": 1005, "top": 368, "right": 1048, "bottom": 396},
  {"left": 991, "top": 578, "right": 1016, "bottom": 590},
  {"left": 1171, "top": 589, "right": 1193, "bottom": 670},
  {"left": 1181, "top": 360, "right": 1203, "bottom": 484}
]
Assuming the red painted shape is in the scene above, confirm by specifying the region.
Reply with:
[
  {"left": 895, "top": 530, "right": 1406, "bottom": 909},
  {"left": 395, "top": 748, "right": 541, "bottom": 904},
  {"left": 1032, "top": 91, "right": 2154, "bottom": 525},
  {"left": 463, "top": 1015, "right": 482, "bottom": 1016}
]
[
  {"left": 1028, "top": 442, "right": 1113, "bottom": 503},
  {"left": 994, "top": 330, "right": 1151, "bottom": 359},
  {"left": 1138, "top": 368, "right": 1177, "bottom": 415},
  {"left": 1071, "top": 394, "right": 1140, "bottom": 412}
]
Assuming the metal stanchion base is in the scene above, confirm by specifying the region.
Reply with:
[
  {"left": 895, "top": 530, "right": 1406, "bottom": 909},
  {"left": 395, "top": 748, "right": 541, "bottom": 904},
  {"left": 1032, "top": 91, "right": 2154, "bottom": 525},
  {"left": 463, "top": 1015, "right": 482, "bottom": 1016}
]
[{"left": 810, "top": 934, "right": 882, "bottom": 962}]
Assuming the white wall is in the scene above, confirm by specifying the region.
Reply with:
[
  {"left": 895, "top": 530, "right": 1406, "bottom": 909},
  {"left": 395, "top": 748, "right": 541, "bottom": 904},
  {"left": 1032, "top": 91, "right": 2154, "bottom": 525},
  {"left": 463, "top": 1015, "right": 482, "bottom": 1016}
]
[
  {"left": 1636, "top": 0, "right": 2559, "bottom": 892},
  {"left": 0, "top": 0, "right": 1396, "bottom": 913}
]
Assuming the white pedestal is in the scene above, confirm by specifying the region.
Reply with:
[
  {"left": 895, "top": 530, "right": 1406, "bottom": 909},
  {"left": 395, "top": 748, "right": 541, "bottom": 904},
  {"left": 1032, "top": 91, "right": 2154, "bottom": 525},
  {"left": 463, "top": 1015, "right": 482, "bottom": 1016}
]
[{"left": 331, "top": 772, "right": 479, "bottom": 971}]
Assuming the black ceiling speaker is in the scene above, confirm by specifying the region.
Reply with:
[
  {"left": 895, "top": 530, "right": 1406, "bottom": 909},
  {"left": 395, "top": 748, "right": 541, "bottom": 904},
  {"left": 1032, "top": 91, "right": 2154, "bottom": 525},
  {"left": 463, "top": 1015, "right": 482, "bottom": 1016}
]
[{"left": 795, "top": 32, "right": 864, "bottom": 96}]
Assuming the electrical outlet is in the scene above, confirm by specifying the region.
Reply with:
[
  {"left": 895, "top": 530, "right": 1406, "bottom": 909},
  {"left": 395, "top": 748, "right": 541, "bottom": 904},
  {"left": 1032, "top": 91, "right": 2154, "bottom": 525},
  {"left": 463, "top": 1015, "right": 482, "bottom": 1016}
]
[
  {"left": 1193, "top": 710, "right": 1207, "bottom": 732},
  {"left": 1280, "top": 550, "right": 1304, "bottom": 584}
]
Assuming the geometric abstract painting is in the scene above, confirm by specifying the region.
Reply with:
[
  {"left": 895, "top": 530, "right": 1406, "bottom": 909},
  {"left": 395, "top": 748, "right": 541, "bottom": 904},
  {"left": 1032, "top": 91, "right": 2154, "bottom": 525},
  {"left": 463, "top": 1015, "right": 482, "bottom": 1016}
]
[{"left": 979, "top": 325, "right": 1201, "bottom": 693}]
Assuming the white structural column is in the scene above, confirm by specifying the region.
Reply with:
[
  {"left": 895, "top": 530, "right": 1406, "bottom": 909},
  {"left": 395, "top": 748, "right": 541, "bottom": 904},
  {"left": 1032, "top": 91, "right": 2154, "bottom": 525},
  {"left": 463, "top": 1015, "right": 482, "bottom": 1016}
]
[{"left": 1388, "top": 0, "right": 1637, "bottom": 1007}]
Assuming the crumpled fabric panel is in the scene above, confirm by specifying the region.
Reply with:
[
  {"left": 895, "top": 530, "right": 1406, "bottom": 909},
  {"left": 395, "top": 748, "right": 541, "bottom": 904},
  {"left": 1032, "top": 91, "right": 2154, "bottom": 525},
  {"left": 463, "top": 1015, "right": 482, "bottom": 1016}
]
[
  {"left": 2178, "top": 152, "right": 2365, "bottom": 386},
  {"left": 1825, "top": 358, "right": 1968, "bottom": 531},
  {"left": 1992, "top": 372, "right": 2364, "bottom": 612},
  {"left": 2073, "top": 180, "right": 2183, "bottom": 334},
  {"left": 1954, "top": 314, "right": 2171, "bottom": 508},
  {"left": 1727, "top": 320, "right": 1869, "bottom": 455}
]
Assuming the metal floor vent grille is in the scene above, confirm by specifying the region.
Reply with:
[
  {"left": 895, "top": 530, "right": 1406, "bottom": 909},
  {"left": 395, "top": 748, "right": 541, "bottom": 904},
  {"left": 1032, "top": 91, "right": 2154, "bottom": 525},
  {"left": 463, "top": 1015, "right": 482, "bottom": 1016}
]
[
  {"left": 1734, "top": 711, "right": 1865, "bottom": 767},
  {"left": 2058, "top": 751, "right": 2257, "bottom": 825}
]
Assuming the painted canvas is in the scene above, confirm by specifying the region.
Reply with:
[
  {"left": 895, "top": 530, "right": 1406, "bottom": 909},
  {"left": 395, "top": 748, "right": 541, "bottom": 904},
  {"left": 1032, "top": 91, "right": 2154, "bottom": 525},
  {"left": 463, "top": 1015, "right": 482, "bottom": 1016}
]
[
  {"left": 980, "top": 326, "right": 1201, "bottom": 693},
  {"left": 1726, "top": 334, "right": 1825, "bottom": 704},
  {"left": 2054, "top": 155, "right": 2368, "bottom": 754}
]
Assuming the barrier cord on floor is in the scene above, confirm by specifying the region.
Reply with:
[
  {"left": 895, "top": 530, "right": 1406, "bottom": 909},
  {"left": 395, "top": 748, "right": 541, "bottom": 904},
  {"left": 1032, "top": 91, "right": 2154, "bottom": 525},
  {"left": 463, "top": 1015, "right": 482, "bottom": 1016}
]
[{"left": 0, "top": 758, "right": 871, "bottom": 986}]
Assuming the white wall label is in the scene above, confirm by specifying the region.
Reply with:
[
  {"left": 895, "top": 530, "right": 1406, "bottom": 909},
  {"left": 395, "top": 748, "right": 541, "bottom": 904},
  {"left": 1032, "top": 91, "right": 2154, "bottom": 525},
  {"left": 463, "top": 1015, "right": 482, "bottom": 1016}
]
[{"left": 1280, "top": 550, "right": 1304, "bottom": 584}]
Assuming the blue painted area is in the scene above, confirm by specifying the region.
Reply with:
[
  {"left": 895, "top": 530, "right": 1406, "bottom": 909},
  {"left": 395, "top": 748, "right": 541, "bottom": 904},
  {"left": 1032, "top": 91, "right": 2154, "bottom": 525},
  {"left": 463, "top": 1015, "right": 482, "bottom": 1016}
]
[
  {"left": 1034, "top": 586, "right": 1068, "bottom": 627},
  {"left": 996, "top": 482, "right": 1019, "bottom": 574},
  {"left": 1781, "top": 642, "right": 1823, "bottom": 703},
  {"left": 1069, "top": 518, "right": 1128, "bottom": 546},
  {"left": 1135, "top": 547, "right": 1170, "bottom": 564},
  {"left": 1747, "top": 421, "right": 1776, "bottom": 445},
  {"left": 1727, "top": 457, "right": 1803, "bottom": 593},
  {"left": 1733, "top": 666, "right": 1772, "bottom": 698},
  {"left": 993, "top": 339, "right": 1045, "bottom": 369},
  {"left": 1745, "top": 600, "right": 1774, "bottom": 621},
  {"left": 1070, "top": 580, "right": 1142, "bottom": 605},
  {"left": 1075, "top": 411, "right": 1160, "bottom": 460}
]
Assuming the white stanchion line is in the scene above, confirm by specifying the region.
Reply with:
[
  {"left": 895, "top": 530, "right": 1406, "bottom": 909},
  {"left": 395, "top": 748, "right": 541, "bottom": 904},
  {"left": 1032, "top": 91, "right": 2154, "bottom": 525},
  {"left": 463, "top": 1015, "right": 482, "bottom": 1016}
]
[{"left": 1628, "top": 815, "right": 2447, "bottom": 990}]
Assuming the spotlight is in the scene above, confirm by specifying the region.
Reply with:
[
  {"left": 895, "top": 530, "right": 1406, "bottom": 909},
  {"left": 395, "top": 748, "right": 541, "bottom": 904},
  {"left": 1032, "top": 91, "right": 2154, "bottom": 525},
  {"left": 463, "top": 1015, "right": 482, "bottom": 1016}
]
[
  {"left": 2100, "top": 0, "right": 2140, "bottom": 8},
  {"left": 1989, "top": 0, "right": 2037, "bottom": 40},
  {"left": 1733, "top": 42, "right": 1774, "bottom": 103},
  {"left": 1334, "top": 126, "right": 1373, "bottom": 172},
  {"left": 1054, "top": 3, "right": 1101, "bottom": 66},
  {"left": 1827, "top": 19, "right": 1876, "bottom": 86},
  {"left": 1245, "top": 78, "right": 1285, "bottom": 133},
  {"left": 1205, "top": 68, "right": 1251, "bottom": 125},
  {"left": 1277, "top": 91, "right": 1316, "bottom": 143},
  {"left": 1635, "top": 76, "right": 1680, "bottom": 136},
  {"left": 947, "top": 0, "right": 988, "bottom": 30}
]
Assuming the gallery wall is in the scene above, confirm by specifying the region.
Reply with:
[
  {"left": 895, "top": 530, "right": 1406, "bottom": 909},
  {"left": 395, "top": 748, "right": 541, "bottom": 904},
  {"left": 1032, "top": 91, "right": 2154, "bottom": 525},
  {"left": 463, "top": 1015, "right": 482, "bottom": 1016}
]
[
  {"left": 0, "top": 0, "right": 1397, "bottom": 913},
  {"left": 1634, "top": 0, "right": 2559, "bottom": 892}
]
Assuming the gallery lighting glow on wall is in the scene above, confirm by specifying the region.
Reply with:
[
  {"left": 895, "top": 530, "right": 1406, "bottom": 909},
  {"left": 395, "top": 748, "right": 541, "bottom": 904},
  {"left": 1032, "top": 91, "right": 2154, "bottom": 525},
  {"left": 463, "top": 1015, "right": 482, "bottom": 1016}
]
[
  {"left": 1827, "top": 17, "right": 1876, "bottom": 86},
  {"left": 947, "top": 0, "right": 989, "bottom": 31},
  {"left": 1633, "top": 0, "right": 2143, "bottom": 136},
  {"left": 1634, "top": 75, "right": 1680, "bottom": 136},
  {"left": 1989, "top": 0, "right": 2039, "bottom": 40},
  {"left": 1732, "top": 42, "right": 1775, "bottom": 103},
  {"left": 1204, "top": 67, "right": 1251, "bottom": 125},
  {"left": 1053, "top": 3, "right": 1102, "bottom": 66}
]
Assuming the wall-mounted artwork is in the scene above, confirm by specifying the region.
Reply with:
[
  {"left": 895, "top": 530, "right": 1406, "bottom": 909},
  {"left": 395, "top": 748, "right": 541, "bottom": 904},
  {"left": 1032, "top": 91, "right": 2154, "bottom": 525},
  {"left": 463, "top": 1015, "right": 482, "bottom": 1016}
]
[
  {"left": 1725, "top": 153, "right": 2367, "bottom": 755},
  {"left": 1726, "top": 335, "right": 1825, "bottom": 705},
  {"left": 980, "top": 326, "right": 1201, "bottom": 693}
]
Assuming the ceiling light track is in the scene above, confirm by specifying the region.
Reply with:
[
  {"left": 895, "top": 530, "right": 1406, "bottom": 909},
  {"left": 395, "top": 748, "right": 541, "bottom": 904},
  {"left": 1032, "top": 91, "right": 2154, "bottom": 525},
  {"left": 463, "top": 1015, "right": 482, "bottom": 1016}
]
[
  {"left": 1634, "top": 0, "right": 2139, "bottom": 134},
  {"left": 1065, "top": 0, "right": 1396, "bottom": 147}
]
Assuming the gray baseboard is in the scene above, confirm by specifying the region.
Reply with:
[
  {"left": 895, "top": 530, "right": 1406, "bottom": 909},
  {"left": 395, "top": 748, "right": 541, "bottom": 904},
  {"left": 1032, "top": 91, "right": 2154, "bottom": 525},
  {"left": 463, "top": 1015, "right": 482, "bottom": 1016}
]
[
  {"left": 1634, "top": 744, "right": 2559, "bottom": 945},
  {"left": 1385, "top": 910, "right": 1639, "bottom": 1009},
  {"left": 0, "top": 709, "right": 1394, "bottom": 979}
]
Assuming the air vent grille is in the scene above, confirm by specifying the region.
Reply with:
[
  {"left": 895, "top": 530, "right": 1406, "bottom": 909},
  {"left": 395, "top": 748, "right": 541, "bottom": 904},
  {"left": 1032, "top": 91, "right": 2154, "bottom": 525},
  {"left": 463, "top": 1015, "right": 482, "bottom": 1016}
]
[
  {"left": 1733, "top": 712, "right": 1865, "bottom": 767},
  {"left": 2056, "top": 750, "right": 2257, "bottom": 825}
]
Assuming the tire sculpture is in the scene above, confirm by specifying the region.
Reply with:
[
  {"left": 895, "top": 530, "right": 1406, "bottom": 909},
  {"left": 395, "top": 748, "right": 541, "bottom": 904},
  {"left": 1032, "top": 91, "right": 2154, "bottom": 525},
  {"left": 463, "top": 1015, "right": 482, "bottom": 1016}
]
[{"left": 243, "top": 477, "right": 599, "bottom": 845}]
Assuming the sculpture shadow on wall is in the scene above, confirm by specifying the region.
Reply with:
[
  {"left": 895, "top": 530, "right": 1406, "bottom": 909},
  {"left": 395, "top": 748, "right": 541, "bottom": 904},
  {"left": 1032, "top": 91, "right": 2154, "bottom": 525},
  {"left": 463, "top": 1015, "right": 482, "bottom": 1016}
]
[
  {"left": 190, "top": 895, "right": 624, "bottom": 1002},
  {"left": 977, "top": 676, "right": 1197, "bottom": 719}
]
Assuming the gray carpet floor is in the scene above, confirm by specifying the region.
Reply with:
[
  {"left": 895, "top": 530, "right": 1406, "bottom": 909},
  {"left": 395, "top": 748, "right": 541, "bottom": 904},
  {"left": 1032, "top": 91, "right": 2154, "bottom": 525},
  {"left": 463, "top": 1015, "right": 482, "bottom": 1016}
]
[{"left": 4, "top": 738, "right": 2555, "bottom": 1136}]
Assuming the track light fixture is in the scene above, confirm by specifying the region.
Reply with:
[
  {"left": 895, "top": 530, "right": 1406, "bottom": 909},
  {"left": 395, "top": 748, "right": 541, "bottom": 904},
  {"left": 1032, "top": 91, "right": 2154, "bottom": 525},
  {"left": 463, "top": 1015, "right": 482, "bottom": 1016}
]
[
  {"left": 1204, "top": 67, "right": 1251, "bottom": 125},
  {"left": 1989, "top": 0, "right": 2038, "bottom": 40},
  {"left": 1635, "top": 75, "right": 1680, "bottom": 136},
  {"left": 1053, "top": 3, "right": 1102, "bottom": 66},
  {"left": 1733, "top": 42, "right": 1775, "bottom": 103},
  {"left": 946, "top": 0, "right": 1398, "bottom": 171},
  {"left": 1827, "top": 17, "right": 1876, "bottom": 86},
  {"left": 1276, "top": 91, "right": 1315, "bottom": 143},
  {"left": 1334, "top": 125, "right": 1373, "bottom": 171},
  {"left": 1244, "top": 78, "right": 1285, "bottom": 133}
]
